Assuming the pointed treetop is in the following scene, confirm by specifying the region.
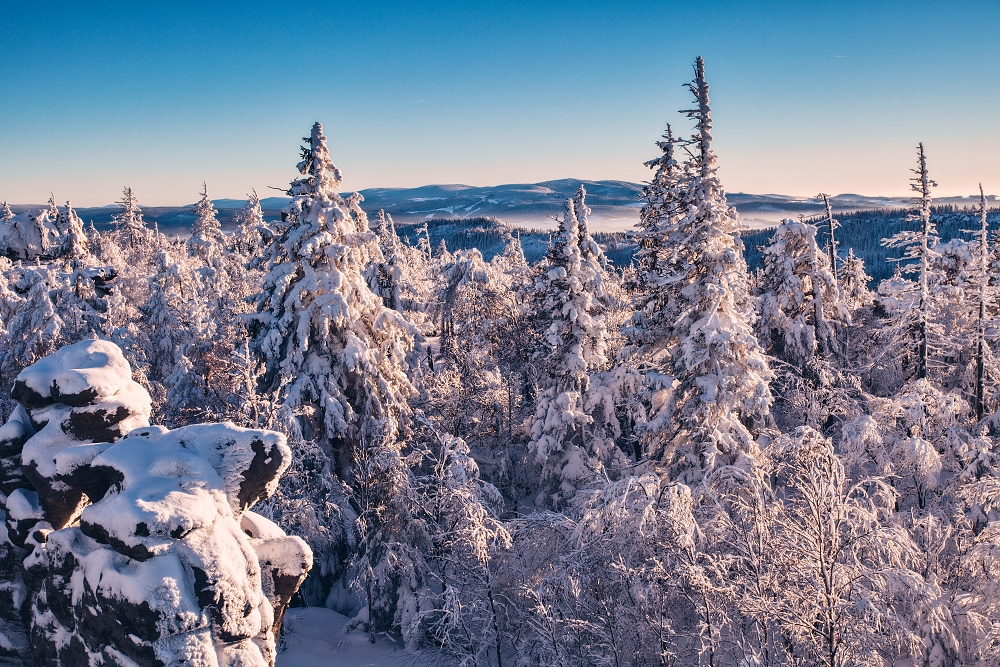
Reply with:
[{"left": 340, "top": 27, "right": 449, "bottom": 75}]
[
  {"left": 374, "top": 209, "right": 398, "bottom": 248},
  {"left": 113, "top": 186, "right": 146, "bottom": 232},
  {"left": 290, "top": 121, "right": 343, "bottom": 198},
  {"left": 573, "top": 185, "right": 591, "bottom": 242},
  {"left": 60, "top": 201, "right": 89, "bottom": 259},
  {"left": 235, "top": 189, "right": 264, "bottom": 231},
  {"left": 684, "top": 56, "right": 714, "bottom": 177},
  {"left": 644, "top": 123, "right": 677, "bottom": 172},
  {"left": 47, "top": 193, "right": 58, "bottom": 219},
  {"left": 573, "top": 185, "right": 591, "bottom": 222},
  {"left": 1, "top": 201, "right": 13, "bottom": 221},
  {"left": 548, "top": 198, "right": 582, "bottom": 269},
  {"left": 910, "top": 142, "right": 937, "bottom": 202},
  {"left": 190, "top": 182, "right": 223, "bottom": 246}
]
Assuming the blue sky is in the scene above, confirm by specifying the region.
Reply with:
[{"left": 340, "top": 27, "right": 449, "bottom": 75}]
[{"left": 2, "top": 1, "right": 998, "bottom": 206}]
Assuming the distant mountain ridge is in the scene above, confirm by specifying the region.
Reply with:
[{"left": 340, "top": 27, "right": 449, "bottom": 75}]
[{"left": 9, "top": 180, "right": 997, "bottom": 234}]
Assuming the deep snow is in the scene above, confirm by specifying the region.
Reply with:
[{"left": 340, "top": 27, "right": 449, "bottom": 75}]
[{"left": 277, "top": 607, "right": 432, "bottom": 667}]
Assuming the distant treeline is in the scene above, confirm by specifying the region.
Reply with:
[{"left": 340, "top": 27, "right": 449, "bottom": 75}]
[
  {"left": 396, "top": 208, "right": 1000, "bottom": 285},
  {"left": 743, "top": 205, "right": 1000, "bottom": 283}
]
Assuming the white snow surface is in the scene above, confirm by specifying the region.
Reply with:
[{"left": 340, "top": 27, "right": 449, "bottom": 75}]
[
  {"left": 121, "top": 422, "right": 291, "bottom": 514},
  {"left": 83, "top": 422, "right": 290, "bottom": 554},
  {"left": 21, "top": 405, "right": 117, "bottom": 478},
  {"left": 277, "top": 607, "right": 433, "bottom": 667},
  {"left": 15, "top": 338, "right": 132, "bottom": 401}
]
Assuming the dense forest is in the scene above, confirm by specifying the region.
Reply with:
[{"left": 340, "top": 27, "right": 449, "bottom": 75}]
[{"left": 3, "top": 57, "right": 1000, "bottom": 667}]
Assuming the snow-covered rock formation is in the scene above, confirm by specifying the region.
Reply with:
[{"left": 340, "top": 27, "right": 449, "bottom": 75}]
[{"left": 0, "top": 339, "right": 311, "bottom": 667}]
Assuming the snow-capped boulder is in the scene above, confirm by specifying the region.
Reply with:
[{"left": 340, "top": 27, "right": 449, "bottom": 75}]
[
  {"left": 0, "top": 407, "right": 31, "bottom": 498},
  {"left": 11, "top": 338, "right": 135, "bottom": 410},
  {"left": 26, "top": 423, "right": 298, "bottom": 666},
  {"left": 0, "top": 340, "right": 311, "bottom": 667},
  {"left": 0, "top": 209, "right": 60, "bottom": 262},
  {"left": 240, "top": 511, "right": 313, "bottom": 637},
  {"left": 10, "top": 340, "right": 152, "bottom": 532}
]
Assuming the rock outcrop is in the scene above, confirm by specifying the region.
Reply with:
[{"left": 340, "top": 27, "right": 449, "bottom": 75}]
[{"left": 0, "top": 340, "right": 312, "bottom": 667}]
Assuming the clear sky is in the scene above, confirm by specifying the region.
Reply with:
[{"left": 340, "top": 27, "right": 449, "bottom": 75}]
[{"left": 2, "top": 1, "right": 998, "bottom": 206}]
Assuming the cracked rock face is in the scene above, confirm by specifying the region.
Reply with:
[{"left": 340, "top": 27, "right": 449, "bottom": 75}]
[{"left": 0, "top": 340, "right": 312, "bottom": 667}]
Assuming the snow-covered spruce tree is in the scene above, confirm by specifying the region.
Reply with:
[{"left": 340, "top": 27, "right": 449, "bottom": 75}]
[
  {"left": 369, "top": 209, "right": 403, "bottom": 312},
  {"left": 625, "top": 57, "right": 772, "bottom": 483},
  {"left": 973, "top": 185, "right": 995, "bottom": 420},
  {"left": 55, "top": 201, "right": 89, "bottom": 260},
  {"left": 758, "top": 219, "right": 848, "bottom": 365},
  {"left": 95, "top": 187, "right": 163, "bottom": 394},
  {"left": 254, "top": 122, "right": 415, "bottom": 461},
  {"left": 187, "top": 182, "right": 226, "bottom": 261},
  {"left": 573, "top": 184, "right": 608, "bottom": 271},
  {"left": 109, "top": 186, "right": 156, "bottom": 254},
  {"left": 140, "top": 248, "right": 188, "bottom": 387},
  {"left": 526, "top": 194, "right": 618, "bottom": 507},
  {"left": 0, "top": 257, "right": 22, "bottom": 335},
  {"left": 171, "top": 185, "right": 264, "bottom": 426},
  {"left": 252, "top": 122, "right": 417, "bottom": 622},
  {"left": 1, "top": 268, "right": 66, "bottom": 384},
  {"left": 231, "top": 189, "right": 269, "bottom": 265},
  {"left": 839, "top": 248, "right": 875, "bottom": 311},
  {"left": 633, "top": 123, "right": 687, "bottom": 292},
  {"left": 44, "top": 193, "right": 58, "bottom": 230},
  {"left": 880, "top": 143, "right": 939, "bottom": 383},
  {"left": 817, "top": 193, "right": 840, "bottom": 281}
]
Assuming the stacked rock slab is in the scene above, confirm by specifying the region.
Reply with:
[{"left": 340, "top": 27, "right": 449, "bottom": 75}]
[{"left": 0, "top": 340, "right": 312, "bottom": 667}]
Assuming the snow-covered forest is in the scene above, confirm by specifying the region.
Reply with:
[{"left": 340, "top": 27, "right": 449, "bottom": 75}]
[{"left": 4, "top": 57, "right": 1000, "bottom": 667}]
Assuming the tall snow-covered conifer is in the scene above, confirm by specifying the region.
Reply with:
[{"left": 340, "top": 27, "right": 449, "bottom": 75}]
[
  {"left": 758, "top": 220, "right": 847, "bottom": 364},
  {"left": 57, "top": 201, "right": 89, "bottom": 260},
  {"left": 187, "top": 182, "right": 226, "bottom": 260},
  {"left": 111, "top": 186, "right": 154, "bottom": 251},
  {"left": 527, "top": 193, "right": 613, "bottom": 506},
  {"left": 839, "top": 249, "right": 874, "bottom": 311},
  {"left": 627, "top": 57, "right": 772, "bottom": 483},
  {"left": 881, "top": 143, "right": 939, "bottom": 382},
  {"left": 974, "top": 184, "right": 992, "bottom": 420},
  {"left": 254, "top": 122, "right": 414, "bottom": 456},
  {"left": 232, "top": 190, "right": 268, "bottom": 263}
]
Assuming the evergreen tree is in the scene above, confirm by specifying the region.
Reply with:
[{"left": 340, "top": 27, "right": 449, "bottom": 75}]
[
  {"left": 369, "top": 209, "right": 403, "bottom": 311},
  {"left": 111, "top": 186, "right": 154, "bottom": 251},
  {"left": 252, "top": 123, "right": 417, "bottom": 623},
  {"left": 56, "top": 201, "right": 89, "bottom": 260},
  {"left": 758, "top": 219, "right": 848, "bottom": 364},
  {"left": 839, "top": 248, "right": 874, "bottom": 311},
  {"left": 633, "top": 123, "right": 687, "bottom": 290},
  {"left": 626, "top": 57, "right": 772, "bottom": 483},
  {"left": 254, "top": 122, "right": 415, "bottom": 459},
  {"left": 45, "top": 193, "right": 59, "bottom": 230},
  {"left": 187, "top": 182, "right": 226, "bottom": 261},
  {"left": 231, "top": 190, "right": 268, "bottom": 263},
  {"left": 881, "top": 143, "right": 938, "bottom": 381},
  {"left": 526, "top": 195, "right": 615, "bottom": 506},
  {"left": 1, "top": 267, "right": 65, "bottom": 378}
]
